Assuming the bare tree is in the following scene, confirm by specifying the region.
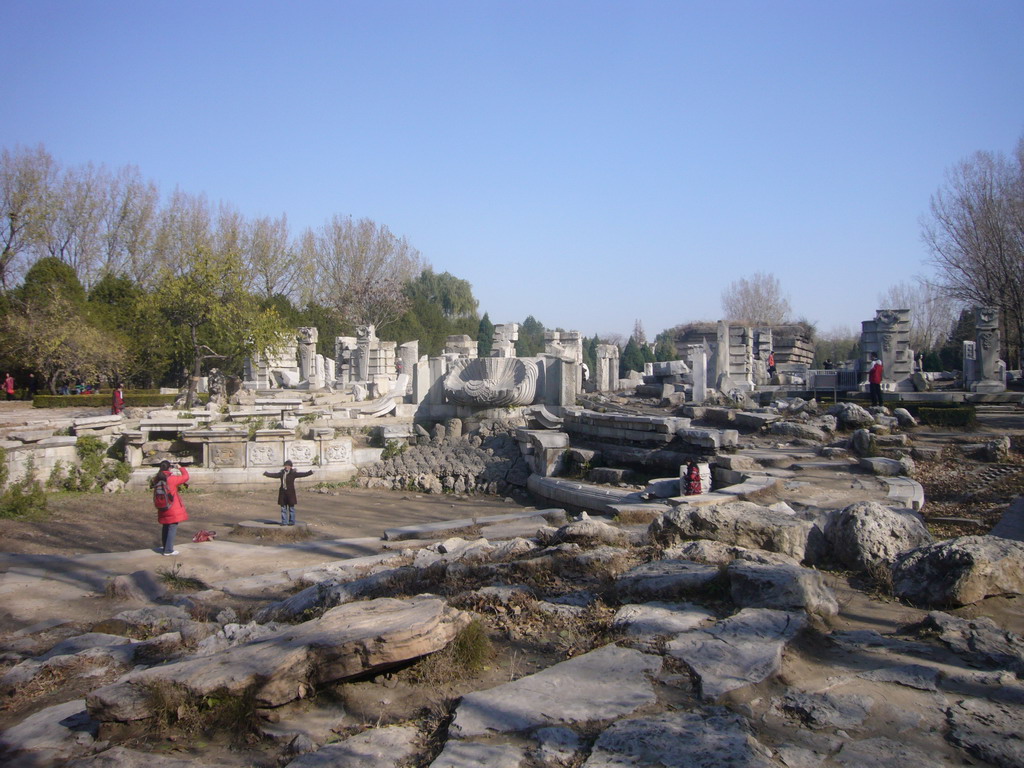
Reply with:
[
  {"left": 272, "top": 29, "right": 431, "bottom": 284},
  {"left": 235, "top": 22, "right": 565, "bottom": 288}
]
[
  {"left": 303, "top": 215, "right": 422, "bottom": 329},
  {"left": 923, "top": 137, "right": 1024, "bottom": 366},
  {"left": 721, "top": 272, "right": 792, "bottom": 325},
  {"left": 0, "top": 144, "right": 57, "bottom": 290},
  {"left": 35, "top": 162, "right": 108, "bottom": 288},
  {"left": 102, "top": 164, "right": 159, "bottom": 282},
  {"left": 245, "top": 213, "right": 304, "bottom": 300},
  {"left": 149, "top": 189, "right": 213, "bottom": 285},
  {"left": 632, "top": 319, "right": 647, "bottom": 346},
  {"left": 878, "top": 279, "right": 958, "bottom": 353}
]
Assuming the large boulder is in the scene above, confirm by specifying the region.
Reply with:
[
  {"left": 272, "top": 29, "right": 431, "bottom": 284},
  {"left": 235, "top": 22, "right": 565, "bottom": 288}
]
[
  {"left": 650, "top": 502, "right": 816, "bottom": 562},
  {"left": 87, "top": 596, "right": 471, "bottom": 722},
  {"left": 892, "top": 536, "right": 1024, "bottom": 607},
  {"left": 726, "top": 561, "right": 838, "bottom": 618},
  {"left": 828, "top": 402, "right": 875, "bottom": 429},
  {"left": 824, "top": 501, "right": 933, "bottom": 572},
  {"left": 768, "top": 421, "right": 827, "bottom": 442}
]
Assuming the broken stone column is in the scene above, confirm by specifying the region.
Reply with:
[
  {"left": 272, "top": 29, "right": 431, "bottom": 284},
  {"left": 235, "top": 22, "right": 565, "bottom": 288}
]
[
  {"left": 492, "top": 323, "right": 519, "bottom": 357},
  {"left": 973, "top": 306, "right": 1006, "bottom": 393},
  {"left": 689, "top": 344, "right": 708, "bottom": 403},
  {"left": 860, "top": 309, "right": 913, "bottom": 391},
  {"left": 297, "top": 327, "right": 318, "bottom": 383},
  {"left": 596, "top": 344, "right": 620, "bottom": 391}
]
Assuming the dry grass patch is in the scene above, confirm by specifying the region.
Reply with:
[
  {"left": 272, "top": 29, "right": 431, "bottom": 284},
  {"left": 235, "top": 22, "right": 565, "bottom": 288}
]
[{"left": 143, "top": 680, "right": 261, "bottom": 743}]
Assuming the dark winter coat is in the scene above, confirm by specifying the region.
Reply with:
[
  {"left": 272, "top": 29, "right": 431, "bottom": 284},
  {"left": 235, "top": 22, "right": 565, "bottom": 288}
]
[{"left": 263, "top": 467, "right": 314, "bottom": 506}]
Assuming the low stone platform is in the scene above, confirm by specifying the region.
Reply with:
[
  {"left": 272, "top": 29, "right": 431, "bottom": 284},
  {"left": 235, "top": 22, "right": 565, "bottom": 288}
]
[{"left": 233, "top": 520, "right": 311, "bottom": 533}]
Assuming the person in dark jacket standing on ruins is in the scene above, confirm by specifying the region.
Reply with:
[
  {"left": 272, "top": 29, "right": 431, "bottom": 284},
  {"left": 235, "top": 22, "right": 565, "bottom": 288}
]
[{"left": 263, "top": 460, "right": 314, "bottom": 525}]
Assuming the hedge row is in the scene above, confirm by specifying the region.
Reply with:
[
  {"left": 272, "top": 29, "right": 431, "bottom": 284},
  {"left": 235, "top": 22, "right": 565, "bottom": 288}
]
[
  {"left": 32, "top": 393, "right": 208, "bottom": 409},
  {"left": 910, "top": 405, "right": 977, "bottom": 428}
]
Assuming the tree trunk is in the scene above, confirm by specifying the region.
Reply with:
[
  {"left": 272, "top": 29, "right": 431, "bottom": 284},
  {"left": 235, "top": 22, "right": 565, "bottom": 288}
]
[{"left": 186, "top": 324, "right": 201, "bottom": 409}]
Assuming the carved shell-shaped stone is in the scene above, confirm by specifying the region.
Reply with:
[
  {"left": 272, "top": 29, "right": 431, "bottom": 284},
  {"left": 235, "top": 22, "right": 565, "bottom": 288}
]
[{"left": 444, "top": 357, "right": 538, "bottom": 407}]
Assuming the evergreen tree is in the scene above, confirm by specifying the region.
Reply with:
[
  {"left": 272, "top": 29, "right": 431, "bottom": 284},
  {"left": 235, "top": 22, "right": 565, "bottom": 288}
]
[
  {"left": 477, "top": 312, "right": 495, "bottom": 356},
  {"left": 654, "top": 332, "right": 676, "bottom": 362},
  {"left": 620, "top": 336, "right": 645, "bottom": 376},
  {"left": 516, "top": 315, "right": 546, "bottom": 356}
]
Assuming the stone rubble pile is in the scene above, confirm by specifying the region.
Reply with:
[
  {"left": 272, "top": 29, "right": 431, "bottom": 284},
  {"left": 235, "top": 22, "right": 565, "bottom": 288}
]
[{"left": 3, "top": 497, "right": 1024, "bottom": 767}]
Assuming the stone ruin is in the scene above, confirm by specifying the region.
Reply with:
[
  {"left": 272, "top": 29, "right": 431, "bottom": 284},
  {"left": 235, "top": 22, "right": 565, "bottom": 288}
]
[{"left": 964, "top": 306, "right": 1007, "bottom": 393}]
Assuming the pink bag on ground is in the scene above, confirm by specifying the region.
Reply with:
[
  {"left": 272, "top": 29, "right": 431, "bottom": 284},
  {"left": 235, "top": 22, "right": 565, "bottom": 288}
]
[{"left": 191, "top": 530, "right": 217, "bottom": 543}]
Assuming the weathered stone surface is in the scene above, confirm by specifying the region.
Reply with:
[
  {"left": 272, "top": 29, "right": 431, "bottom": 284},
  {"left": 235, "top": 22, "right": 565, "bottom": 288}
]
[
  {"left": 773, "top": 690, "right": 873, "bottom": 729},
  {"left": 413, "top": 537, "right": 495, "bottom": 567},
  {"left": 824, "top": 500, "right": 933, "bottom": 571},
  {"left": 914, "top": 611, "right": 1024, "bottom": 674},
  {"left": 283, "top": 725, "right": 420, "bottom": 768},
  {"left": 449, "top": 644, "right": 661, "bottom": 738},
  {"left": 614, "top": 559, "right": 722, "bottom": 601},
  {"left": 828, "top": 402, "right": 875, "bottom": 429},
  {"left": 582, "top": 709, "right": 776, "bottom": 768},
  {"left": 892, "top": 535, "right": 1024, "bottom": 607},
  {"left": 613, "top": 602, "right": 715, "bottom": 641},
  {"left": 548, "top": 519, "right": 627, "bottom": 546},
  {"left": 430, "top": 740, "right": 527, "bottom": 768},
  {"left": 87, "top": 596, "right": 471, "bottom": 721},
  {"left": 894, "top": 407, "right": 917, "bottom": 427},
  {"left": 727, "top": 561, "right": 838, "bottom": 618},
  {"left": 769, "top": 421, "right": 827, "bottom": 442},
  {"left": 832, "top": 736, "right": 939, "bottom": 766},
  {"left": 650, "top": 502, "right": 815, "bottom": 561},
  {"left": 0, "top": 699, "right": 97, "bottom": 767},
  {"left": 66, "top": 746, "right": 198, "bottom": 767},
  {"left": 106, "top": 570, "right": 168, "bottom": 602},
  {"left": 533, "top": 726, "right": 582, "bottom": 766},
  {"left": 665, "top": 608, "right": 807, "bottom": 700},
  {"left": 859, "top": 456, "right": 913, "bottom": 476},
  {"left": 947, "top": 698, "right": 1024, "bottom": 768},
  {"left": 255, "top": 566, "right": 423, "bottom": 622}
]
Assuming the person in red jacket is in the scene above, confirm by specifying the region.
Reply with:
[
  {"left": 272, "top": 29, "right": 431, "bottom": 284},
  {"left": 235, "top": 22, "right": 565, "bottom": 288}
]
[
  {"left": 111, "top": 385, "right": 124, "bottom": 415},
  {"left": 868, "top": 353, "right": 884, "bottom": 407},
  {"left": 151, "top": 460, "right": 189, "bottom": 555}
]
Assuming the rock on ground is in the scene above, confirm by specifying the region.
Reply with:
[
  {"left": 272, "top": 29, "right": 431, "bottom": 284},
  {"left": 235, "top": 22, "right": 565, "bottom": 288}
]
[
  {"left": 666, "top": 608, "right": 807, "bottom": 701},
  {"left": 449, "top": 644, "right": 662, "bottom": 738},
  {"left": 824, "top": 500, "right": 932, "bottom": 572},
  {"left": 87, "top": 595, "right": 470, "bottom": 722},
  {"left": 650, "top": 502, "right": 815, "bottom": 562},
  {"left": 582, "top": 708, "right": 777, "bottom": 768},
  {"left": 892, "top": 535, "right": 1024, "bottom": 607}
]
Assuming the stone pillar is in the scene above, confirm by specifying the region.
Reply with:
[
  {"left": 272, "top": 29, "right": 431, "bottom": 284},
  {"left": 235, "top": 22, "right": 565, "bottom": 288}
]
[
  {"left": 715, "top": 321, "right": 730, "bottom": 385},
  {"left": 297, "top": 327, "right": 318, "bottom": 383},
  {"left": 413, "top": 356, "right": 430, "bottom": 404},
  {"left": 399, "top": 341, "right": 419, "bottom": 379},
  {"left": 596, "top": 344, "right": 620, "bottom": 391},
  {"left": 492, "top": 323, "right": 519, "bottom": 357},
  {"left": 973, "top": 307, "right": 1006, "bottom": 393},
  {"left": 689, "top": 344, "right": 707, "bottom": 404}
]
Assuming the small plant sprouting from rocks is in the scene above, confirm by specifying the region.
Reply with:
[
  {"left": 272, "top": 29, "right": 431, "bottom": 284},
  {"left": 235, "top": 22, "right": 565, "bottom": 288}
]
[
  {"left": 381, "top": 439, "right": 407, "bottom": 460},
  {"left": 408, "top": 619, "right": 494, "bottom": 685},
  {"left": 864, "top": 561, "right": 895, "bottom": 599},
  {"left": 144, "top": 680, "right": 260, "bottom": 742},
  {"left": 157, "top": 562, "right": 208, "bottom": 592}
]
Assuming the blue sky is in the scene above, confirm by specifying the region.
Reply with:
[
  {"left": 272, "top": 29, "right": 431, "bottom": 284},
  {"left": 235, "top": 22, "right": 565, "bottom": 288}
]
[{"left": 4, "top": 1, "right": 1023, "bottom": 341}]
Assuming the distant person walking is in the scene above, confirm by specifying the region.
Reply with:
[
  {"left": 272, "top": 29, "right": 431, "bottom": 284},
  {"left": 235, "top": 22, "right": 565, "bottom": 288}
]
[
  {"left": 111, "top": 385, "right": 125, "bottom": 415},
  {"left": 151, "top": 460, "right": 189, "bottom": 556},
  {"left": 868, "top": 353, "right": 884, "bottom": 407},
  {"left": 3, "top": 373, "right": 14, "bottom": 401},
  {"left": 26, "top": 373, "right": 39, "bottom": 400},
  {"left": 263, "top": 460, "right": 314, "bottom": 526},
  {"left": 767, "top": 352, "right": 776, "bottom": 378}
]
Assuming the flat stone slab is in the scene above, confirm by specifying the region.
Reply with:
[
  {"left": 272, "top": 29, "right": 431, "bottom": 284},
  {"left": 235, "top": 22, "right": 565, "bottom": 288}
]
[
  {"left": 87, "top": 595, "right": 470, "bottom": 721},
  {"left": 583, "top": 709, "right": 776, "bottom": 768},
  {"left": 234, "top": 519, "right": 311, "bottom": 531},
  {"left": 613, "top": 602, "right": 716, "bottom": 641},
  {"left": 665, "top": 608, "right": 807, "bottom": 701},
  {"left": 614, "top": 559, "right": 722, "bottom": 601},
  {"left": 284, "top": 725, "right": 420, "bottom": 768},
  {"left": 65, "top": 746, "right": 199, "bottom": 767},
  {"left": 449, "top": 643, "right": 661, "bottom": 738},
  {"left": 429, "top": 740, "right": 527, "bottom": 768},
  {"left": 0, "top": 699, "right": 97, "bottom": 767}
]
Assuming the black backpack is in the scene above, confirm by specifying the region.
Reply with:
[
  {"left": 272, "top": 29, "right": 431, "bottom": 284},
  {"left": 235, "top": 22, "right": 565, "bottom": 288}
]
[{"left": 153, "top": 475, "right": 174, "bottom": 512}]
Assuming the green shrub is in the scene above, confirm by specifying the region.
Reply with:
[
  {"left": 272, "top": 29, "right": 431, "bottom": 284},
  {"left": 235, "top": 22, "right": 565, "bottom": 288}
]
[
  {"left": 381, "top": 439, "right": 406, "bottom": 460},
  {"left": 33, "top": 393, "right": 208, "bottom": 408},
  {"left": 915, "top": 406, "right": 976, "bottom": 428},
  {"left": 0, "top": 458, "right": 47, "bottom": 519}
]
